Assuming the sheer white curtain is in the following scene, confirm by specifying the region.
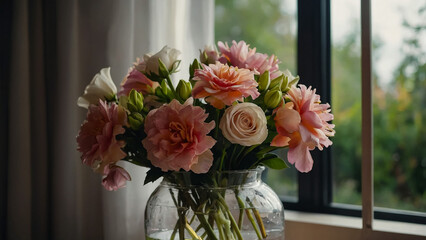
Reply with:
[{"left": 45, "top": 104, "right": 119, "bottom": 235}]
[{"left": 7, "top": 0, "right": 214, "bottom": 239}]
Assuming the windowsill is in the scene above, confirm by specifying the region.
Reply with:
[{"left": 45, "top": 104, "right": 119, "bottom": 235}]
[{"left": 285, "top": 210, "right": 426, "bottom": 238}]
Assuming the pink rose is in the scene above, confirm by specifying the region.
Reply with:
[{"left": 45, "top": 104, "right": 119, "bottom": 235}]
[
  {"left": 119, "top": 68, "right": 159, "bottom": 96},
  {"left": 77, "top": 100, "right": 127, "bottom": 172},
  {"left": 271, "top": 85, "right": 335, "bottom": 172},
  {"left": 102, "top": 164, "right": 131, "bottom": 191},
  {"left": 192, "top": 62, "right": 260, "bottom": 109},
  {"left": 218, "top": 40, "right": 280, "bottom": 78},
  {"left": 142, "top": 98, "right": 216, "bottom": 173}
]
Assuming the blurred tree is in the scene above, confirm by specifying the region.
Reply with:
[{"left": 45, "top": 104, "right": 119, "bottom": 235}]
[
  {"left": 373, "top": 5, "right": 426, "bottom": 211},
  {"left": 215, "top": 0, "right": 297, "bottom": 73},
  {"left": 215, "top": 0, "right": 426, "bottom": 211}
]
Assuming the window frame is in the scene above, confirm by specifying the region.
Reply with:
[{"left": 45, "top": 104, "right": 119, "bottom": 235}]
[{"left": 282, "top": 0, "right": 426, "bottom": 227}]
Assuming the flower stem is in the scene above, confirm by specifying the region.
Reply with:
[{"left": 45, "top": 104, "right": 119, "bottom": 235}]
[
  {"left": 218, "top": 148, "right": 226, "bottom": 171},
  {"left": 165, "top": 75, "right": 180, "bottom": 101},
  {"left": 216, "top": 194, "right": 243, "bottom": 240},
  {"left": 182, "top": 192, "right": 218, "bottom": 240},
  {"left": 252, "top": 209, "right": 267, "bottom": 238},
  {"left": 247, "top": 199, "right": 267, "bottom": 238},
  {"left": 213, "top": 213, "right": 226, "bottom": 240},
  {"left": 179, "top": 213, "right": 185, "bottom": 240},
  {"left": 170, "top": 221, "right": 179, "bottom": 240},
  {"left": 245, "top": 209, "right": 262, "bottom": 240},
  {"left": 185, "top": 218, "right": 202, "bottom": 240},
  {"left": 236, "top": 195, "right": 245, "bottom": 229}
]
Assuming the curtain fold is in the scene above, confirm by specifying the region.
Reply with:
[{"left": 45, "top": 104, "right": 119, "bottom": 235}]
[{"left": 6, "top": 0, "right": 214, "bottom": 239}]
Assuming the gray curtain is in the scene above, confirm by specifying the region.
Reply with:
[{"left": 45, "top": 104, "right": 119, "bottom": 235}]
[{"left": 4, "top": 0, "right": 214, "bottom": 239}]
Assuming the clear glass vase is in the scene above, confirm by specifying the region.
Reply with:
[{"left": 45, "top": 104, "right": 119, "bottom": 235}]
[{"left": 145, "top": 167, "right": 285, "bottom": 240}]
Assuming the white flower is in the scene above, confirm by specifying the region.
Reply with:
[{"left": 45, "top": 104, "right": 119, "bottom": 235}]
[
  {"left": 219, "top": 103, "right": 268, "bottom": 146},
  {"left": 77, "top": 67, "right": 117, "bottom": 109},
  {"left": 143, "top": 46, "right": 181, "bottom": 76}
]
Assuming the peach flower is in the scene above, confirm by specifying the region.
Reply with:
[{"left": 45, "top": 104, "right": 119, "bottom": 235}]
[
  {"left": 271, "top": 85, "right": 335, "bottom": 172},
  {"left": 119, "top": 68, "right": 159, "bottom": 96},
  {"left": 77, "top": 100, "right": 127, "bottom": 172},
  {"left": 192, "top": 62, "right": 259, "bottom": 109},
  {"left": 218, "top": 40, "right": 280, "bottom": 78},
  {"left": 102, "top": 164, "right": 131, "bottom": 191},
  {"left": 142, "top": 98, "right": 216, "bottom": 173},
  {"left": 219, "top": 103, "right": 268, "bottom": 146}
]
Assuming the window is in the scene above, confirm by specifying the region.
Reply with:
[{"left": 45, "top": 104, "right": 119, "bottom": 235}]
[{"left": 215, "top": 0, "right": 426, "bottom": 237}]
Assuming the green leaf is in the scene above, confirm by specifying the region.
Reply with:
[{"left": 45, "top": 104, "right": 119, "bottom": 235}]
[
  {"left": 261, "top": 157, "right": 289, "bottom": 170},
  {"left": 144, "top": 167, "right": 165, "bottom": 185}
]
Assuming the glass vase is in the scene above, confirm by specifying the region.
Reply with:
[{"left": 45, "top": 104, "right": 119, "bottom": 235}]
[{"left": 145, "top": 167, "right": 285, "bottom": 240}]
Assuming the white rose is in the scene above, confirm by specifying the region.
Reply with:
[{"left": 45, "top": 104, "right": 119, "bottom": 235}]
[
  {"left": 219, "top": 103, "right": 268, "bottom": 146},
  {"left": 77, "top": 67, "right": 117, "bottom": 109},
  {"left": 143, "top": 46, "right": 181, "bottom": 76}
]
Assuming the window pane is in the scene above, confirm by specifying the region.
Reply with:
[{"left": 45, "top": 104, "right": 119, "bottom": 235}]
[
  {"left": 331, "top": 0, "right": 362, "bottom": 205},
  {"left": 215, "top": 0, "right": 298, "bottom": 199},
  {"left": 372, "top": 0, "right": 426, "bottom": 212}
]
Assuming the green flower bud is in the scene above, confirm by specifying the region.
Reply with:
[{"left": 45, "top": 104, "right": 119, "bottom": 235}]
[
  {"left": 269, "top": 75, "right": 283, "bottom": 90},
  {"left": 281, "top": 69, "right": 300, "bottom": 92},
  {"left": 264, "top": 90, "right": 283, "bottom": 109},
  {"left": 189, "top": 58, "right": 201, "bottom": 79},
  {"left": 158, "top": 58, "right": 169, "bottom": 78},
  {"left": 127, "top": 89, "right": 144, "bottom": 113},
  {"left": 155, "top": 87, "right": 167, "bottom": 99},
  {"left": 258, "top": 70, "right": 270, "bottom": 91},
  {"left": 176, "top": 80, "right": 192, "bottom": 100},
  {"left": 128, "top": 112, "right": 144, "bottom": 130},
  {"left": 159, "top": 79, "right": 174, "bottom": 99}
]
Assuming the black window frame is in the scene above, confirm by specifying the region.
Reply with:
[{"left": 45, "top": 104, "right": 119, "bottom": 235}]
[{"left": 283, "top": 0, "right": 426, "bottom": 225}]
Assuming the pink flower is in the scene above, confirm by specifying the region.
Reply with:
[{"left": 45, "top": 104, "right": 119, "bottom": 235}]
[
  {"left": 192, "top": 62, "right": 259, "bottom": 109},
  {"left": 102, "top": 164, "right": 131, "bottom": 191},
  {"left": 119, "top": 68, "right": 159, "bottom": 96},
  {"left": 142, "top": 98, "right": 216, "bottom": 173},
  {"left": 271, "top": 85, "right": 335, "bottom": 172},
  {"left": 217, "top": 40, "right": 280, "bottom": 78},
  {"left": 218, "top": 40, "right": 256, "bottom": 68},
  {"left": 77, "top": 100, "right": 127, "bottom": 172}
]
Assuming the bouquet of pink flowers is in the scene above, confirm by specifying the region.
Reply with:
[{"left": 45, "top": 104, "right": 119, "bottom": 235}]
[{"left": 77, "top": 40, "right": 335, "bottom": 239}]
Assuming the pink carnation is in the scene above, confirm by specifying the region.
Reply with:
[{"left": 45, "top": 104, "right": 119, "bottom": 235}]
[
  {"left": 102, "top": 164, "right": 131, "bottom": 191},
  {"left": 142, "top": 98, "right": 216, "bottom": 173},
  {"left": 218, "top": 40, "right": 280, "bottom": 78},
  {"left": 77, "top": 100, "right": 127, "bottom": 173},
  {"left": 271, "top": 85, "right": 335, "bottom": 172},
  {"left": 192, "top": 62, "right": 259, "bottom": 109},
  {"left": 119, "top": 68, "right": 159, "bottom": 96}
]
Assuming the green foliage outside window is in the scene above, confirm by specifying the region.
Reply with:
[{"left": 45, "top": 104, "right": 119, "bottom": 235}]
[{"left": 215, "top": 0, "right": 426, "bottom": 212}]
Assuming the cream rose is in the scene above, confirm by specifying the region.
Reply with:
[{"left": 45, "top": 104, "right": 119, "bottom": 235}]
[
  {"left": 143, "top": 46, "right": 181, "bottom": 76},
  {"left": 219, "top": 102, "right": 268, "bottom": 146},
  {"left": 77, "top": 67, "right": 117, "bottom": 109}
]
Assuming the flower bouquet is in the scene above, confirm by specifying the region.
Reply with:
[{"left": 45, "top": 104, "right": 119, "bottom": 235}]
[{"left": 77, "top": 40, "right": 335, "bottom": 239}]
